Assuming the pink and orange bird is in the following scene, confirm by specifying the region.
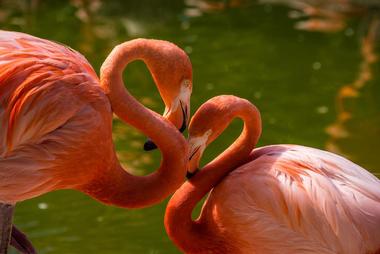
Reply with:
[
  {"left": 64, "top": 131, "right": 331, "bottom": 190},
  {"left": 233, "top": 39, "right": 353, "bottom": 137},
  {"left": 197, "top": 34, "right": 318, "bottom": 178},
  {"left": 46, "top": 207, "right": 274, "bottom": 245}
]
[
  {"left": 165, "top": 95, "right": 380, "bottom": 254},
  {"left": 0, "top": 30, "right": 192, "bottom": 253}
]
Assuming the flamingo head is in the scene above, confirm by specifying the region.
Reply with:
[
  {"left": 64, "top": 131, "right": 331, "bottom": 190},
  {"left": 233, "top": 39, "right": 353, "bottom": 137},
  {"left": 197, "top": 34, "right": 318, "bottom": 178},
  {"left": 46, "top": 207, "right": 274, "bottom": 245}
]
[
  {"left": 144, "top": 41, "right": 193, "bottom": 151},
  {"left": 187, "top": 96, "right": 237, "bottom": 177}
]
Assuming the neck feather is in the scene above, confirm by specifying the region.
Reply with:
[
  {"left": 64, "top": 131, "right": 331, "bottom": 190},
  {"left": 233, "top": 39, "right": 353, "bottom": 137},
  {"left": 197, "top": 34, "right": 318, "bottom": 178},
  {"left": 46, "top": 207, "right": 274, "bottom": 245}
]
[
  {"left": 84, "top": 39, "right": 187, "bottom": 208},
  {"left": 165, "top": 99, "right": 261, "bottom": 252}
]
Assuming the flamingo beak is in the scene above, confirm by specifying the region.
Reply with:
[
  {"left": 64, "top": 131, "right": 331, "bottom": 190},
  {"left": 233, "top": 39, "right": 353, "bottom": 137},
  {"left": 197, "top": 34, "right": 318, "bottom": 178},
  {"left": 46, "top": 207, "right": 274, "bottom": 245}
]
[
  {"left": 186, "top": 130, "right": 211, "bottom": 177},
  {"left": 143, "top": 139, "right": 157, "bottom": 151},
  {"left": 187, "top": 144, "right": 202, "bottom": 179},
  {"left": 178, "top": 100, "right": 188, "bottom": 133},
  {"left": 186, "top": 168, "right": 199, "bottom": 179},
  {"left": 143, "top": 100, "right": 188, "bottom": 151}
]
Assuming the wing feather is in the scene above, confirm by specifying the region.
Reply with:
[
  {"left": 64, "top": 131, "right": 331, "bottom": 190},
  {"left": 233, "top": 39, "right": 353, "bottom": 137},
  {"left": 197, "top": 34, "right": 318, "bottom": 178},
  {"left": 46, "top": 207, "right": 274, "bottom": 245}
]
[
  {"left": 208, "top": 145, "right": 380, "bottom": 253},
  {"left": 0, "top": 30, "right": 110, "bottom": 203},
  {"left": 0, "top": 30, "right": 101, "bottom": 154}
]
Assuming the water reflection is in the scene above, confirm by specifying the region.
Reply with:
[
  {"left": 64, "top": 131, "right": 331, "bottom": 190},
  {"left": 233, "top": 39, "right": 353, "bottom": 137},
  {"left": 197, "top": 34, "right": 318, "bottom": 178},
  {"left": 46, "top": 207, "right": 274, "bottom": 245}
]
[
  {"left": 183, "top": 0, "right": 380, "bottom": 173},
  {"left": 326, "top": 17, "right": 380, "bottom": 174},
  {"left": 184, "top": 0, "right": 245, "bottom": 17},
  {"left": 260, "top": 0, "right": 380, "bottom": 172},
  {"left": 260, "top": 0, "right": 371, "bottom": 32}
]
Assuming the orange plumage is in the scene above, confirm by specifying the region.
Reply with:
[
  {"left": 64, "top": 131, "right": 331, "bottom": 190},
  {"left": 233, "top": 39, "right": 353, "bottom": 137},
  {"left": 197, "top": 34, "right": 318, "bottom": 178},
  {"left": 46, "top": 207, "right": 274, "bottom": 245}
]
[
  {"left": 0, "top": 30, "right": 107, "bottom": 202},
  {"left": 165, "top": 95, "right": 380, "bottom": 254},
  {"left": 0, "top": 30, "right": 192, "bottom": 253}
]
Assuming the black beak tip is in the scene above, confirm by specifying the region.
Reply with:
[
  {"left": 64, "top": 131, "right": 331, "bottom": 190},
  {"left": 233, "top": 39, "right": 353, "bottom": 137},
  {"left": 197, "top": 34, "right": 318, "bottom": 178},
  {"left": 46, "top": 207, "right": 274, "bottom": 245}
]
[
  {"left": 179, "top": 122, "right": 186, "bottom": 133},
  {"left": 179, "top": 100, "right": 187, "bottom": 133},
  {"left": 144, "top": 140, "right": 157, "bottom": 151},
  {"left": 186, "top": 169, "right": 199, "bottom": 179}
]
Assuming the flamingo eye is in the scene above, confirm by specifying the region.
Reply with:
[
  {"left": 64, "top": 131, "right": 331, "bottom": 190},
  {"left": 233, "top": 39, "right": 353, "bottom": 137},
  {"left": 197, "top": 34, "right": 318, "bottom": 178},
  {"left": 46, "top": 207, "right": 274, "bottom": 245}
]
[{"left": 183, "top": 79, "right": 191, "bottom": 88}]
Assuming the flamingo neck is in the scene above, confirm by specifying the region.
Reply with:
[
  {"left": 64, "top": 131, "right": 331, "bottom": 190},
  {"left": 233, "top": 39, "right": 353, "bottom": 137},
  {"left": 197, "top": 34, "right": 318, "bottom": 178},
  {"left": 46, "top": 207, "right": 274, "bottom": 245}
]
[
  {"left": 165, "top": 100, "right": 261, "bottom": 253},
  {"left": 85, "top": 39, "right": 187, "bottom": 208}
]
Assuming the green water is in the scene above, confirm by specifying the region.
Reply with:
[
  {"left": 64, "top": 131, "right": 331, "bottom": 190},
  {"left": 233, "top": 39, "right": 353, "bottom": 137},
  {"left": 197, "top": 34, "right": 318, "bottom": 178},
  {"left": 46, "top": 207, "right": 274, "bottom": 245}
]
[{"left": 1, "top": 0, "right": 379, "bottom": 253}]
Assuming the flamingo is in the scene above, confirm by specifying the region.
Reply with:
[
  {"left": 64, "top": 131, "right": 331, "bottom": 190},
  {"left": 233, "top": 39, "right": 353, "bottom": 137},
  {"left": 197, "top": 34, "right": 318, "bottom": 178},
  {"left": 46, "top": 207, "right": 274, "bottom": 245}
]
[
  {"left": 0, "top": 30, "right": 192, "bottom": 253},
  {"left": 165, "top": 95, "right": 380, "bottom": 254}
]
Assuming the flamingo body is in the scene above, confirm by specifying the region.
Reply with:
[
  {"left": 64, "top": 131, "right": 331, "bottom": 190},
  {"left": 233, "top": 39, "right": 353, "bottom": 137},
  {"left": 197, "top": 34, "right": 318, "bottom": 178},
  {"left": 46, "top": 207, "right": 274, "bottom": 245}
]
[
  {"left": 0, "top": 30, "right": 112, "bottom": 204},
  {"left": 0, "top": 30, "right": 192, "bottom": 253},
  {"left": 203, "top": 145, "right": 380, "bottom": 254},
  {"left": 0, "top": 30, "right": 192, "bottom": 206},
  {"left": 165, "top": 95, "right": 380, "bottom": 254}
]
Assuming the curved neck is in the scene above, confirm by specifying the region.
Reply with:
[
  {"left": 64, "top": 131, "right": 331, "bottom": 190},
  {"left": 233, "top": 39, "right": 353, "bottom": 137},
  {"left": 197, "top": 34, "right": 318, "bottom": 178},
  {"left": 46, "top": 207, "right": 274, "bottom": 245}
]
[
  {"left": 165, "top": 101, "right": 261, "bottom": 253},
  {"left": 87, "top": 39, "right": 187, "bottom": 208}
]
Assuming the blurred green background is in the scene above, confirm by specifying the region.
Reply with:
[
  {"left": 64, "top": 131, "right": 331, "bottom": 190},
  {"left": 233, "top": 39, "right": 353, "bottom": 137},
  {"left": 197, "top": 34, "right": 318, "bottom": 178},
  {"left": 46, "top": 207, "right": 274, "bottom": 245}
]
[{"left": 1, "top": 0, "right": 379, "bottom": 253}]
